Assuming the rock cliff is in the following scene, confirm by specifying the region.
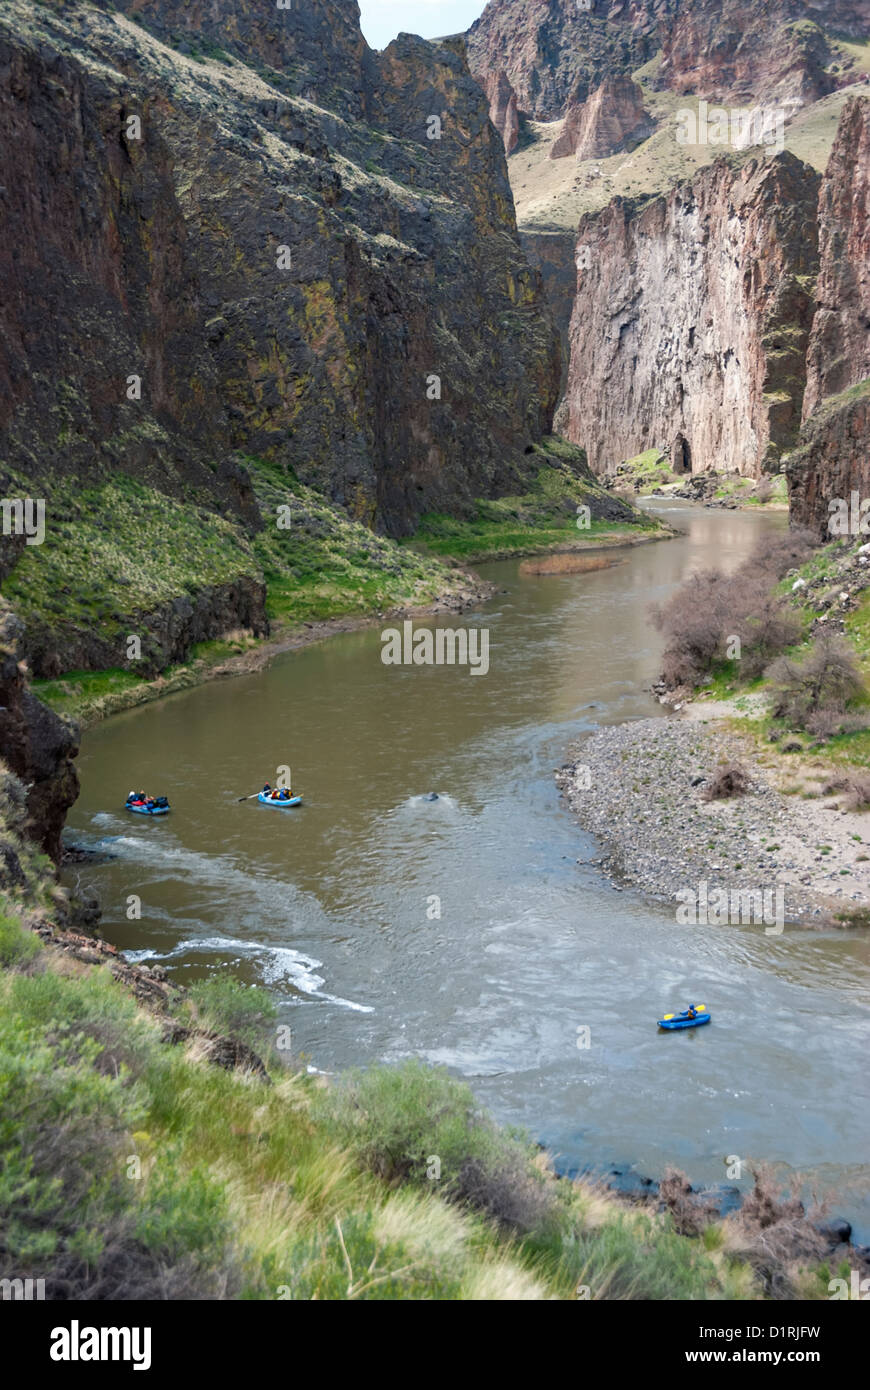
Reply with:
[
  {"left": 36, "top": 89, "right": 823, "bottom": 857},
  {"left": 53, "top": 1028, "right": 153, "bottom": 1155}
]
[
  {"left": 550, "top": 76, "right": 654, "bottom": 161},
  {"left": 0, "top": 610, "right": 78, "bottom": 865},
  {"left": 802, "top": 95, "right": 870, "bottom": 417},
  {"left": 562, "top": 153, "right": 820, "bottom": 476},
  {"left": 467, "top": 0, "right": 669, "bottom": 127},
  {"left": 468, "top": 0, "right": 868, "bottom": 135},
  {"left": 788, "top": 95, "right": 870, "bottom": 534},
  {"left": 0, "top": 0, "right": 560, "bottom": 541}
]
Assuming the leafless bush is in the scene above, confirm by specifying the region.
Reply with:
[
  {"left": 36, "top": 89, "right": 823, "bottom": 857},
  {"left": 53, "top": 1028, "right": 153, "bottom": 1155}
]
[
  {"left": 703, "top": 762, "right": 750, "bottom": 800},
  {"left": 652, "top": 570, "right": 801, "bottom": 688},
  {"left": 752, "top": 526, "right": 818, "bottom": 581},
  {"left": 821, "top": 771, "right": 870, "bottom": 811},
  {"left": 766, "top": 632, "right": 865, "bottom": 729},
  {"left": 651, "top": 569, "right": 738, "bottom": 687},
  {"left": 735, "top": 592, "right": 803, "bottom": 679},
  {"left": 456, "top": 1153, "right": 556, "bottom": 1234},
  {"left": 724, "top": 1165, "right": 828, "bottom": 1296},
  {"left": 658, "top": 1167, "right": 716, "bottom": 1236}
]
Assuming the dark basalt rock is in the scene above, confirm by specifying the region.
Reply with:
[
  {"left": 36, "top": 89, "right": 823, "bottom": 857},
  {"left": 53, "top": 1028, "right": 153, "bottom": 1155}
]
[{"left": 0, "top": 0, "right": 561, "bottom": 541}]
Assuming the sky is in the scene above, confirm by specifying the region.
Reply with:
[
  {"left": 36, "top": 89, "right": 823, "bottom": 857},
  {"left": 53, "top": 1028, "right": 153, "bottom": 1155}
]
[{"left": 359, "top": 1, "right": 488, "bottom": 50}]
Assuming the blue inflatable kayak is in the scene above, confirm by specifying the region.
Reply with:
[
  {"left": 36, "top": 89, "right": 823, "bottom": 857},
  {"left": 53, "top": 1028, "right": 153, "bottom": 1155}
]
[
  {"left": 658, "top": 1005, "right": 710, "bottom": 1030},
  {"left": 258, "top": 792, "right": 303, "bottom": 808},
  {"left": 126, "top": 802, "right": 170, "bottom": 816}
]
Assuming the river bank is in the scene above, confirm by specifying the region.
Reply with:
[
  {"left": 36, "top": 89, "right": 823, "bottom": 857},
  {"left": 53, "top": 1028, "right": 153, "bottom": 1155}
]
[
  {"left": 32, "top": 567, "right": 495, "bottom": 730},
  {"left": 557, "top": 714, "right": 870, "bottom": 926},
  {"left": 34, "top": 523, "right": 670, "bottom": 730}
]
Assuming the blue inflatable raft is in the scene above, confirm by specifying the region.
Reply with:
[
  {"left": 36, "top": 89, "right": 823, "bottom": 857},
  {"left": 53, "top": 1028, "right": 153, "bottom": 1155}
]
[
  {"left": 258, "top": 792, "right": 303, "bottom": 808},
  {"left": 126, "top": 801, "right": 170, "bottom": 816},
  {"left": 658, "top": 1005, "right": 710, "bottom": 1030}
]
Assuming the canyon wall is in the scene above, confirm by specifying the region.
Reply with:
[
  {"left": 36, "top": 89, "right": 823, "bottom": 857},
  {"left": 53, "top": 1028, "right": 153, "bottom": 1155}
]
[
  {"left": 562, "top": 153, "right": 820, "bottom": 476},
  {"left": 467, "top": 0, "right": 670, "bottom": 127},
  {"left": 0, "top": 609, "right": 78, "bottom": 865},
  {"left": 788, "top": 95, "right": 870, "bottom": 535},
  {"left": 468, "top": 0, "right": 869, "bottom": 141},
  {"left": 550, "top": 76, "right": 654, "bottom": 161},
  {"left": 0, "top": 0, "right": 560, "bottom": 541}
]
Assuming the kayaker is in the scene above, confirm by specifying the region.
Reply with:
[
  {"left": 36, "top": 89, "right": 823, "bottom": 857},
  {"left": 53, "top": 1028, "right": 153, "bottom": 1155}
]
[{"left": 686, "top": 1004, "right": 697, "bottom": 1020}]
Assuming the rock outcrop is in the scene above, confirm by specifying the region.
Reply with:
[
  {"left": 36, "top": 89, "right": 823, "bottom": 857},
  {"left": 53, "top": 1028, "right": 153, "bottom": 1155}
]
[
  {"left": 786, "top": 382, "right": 870, "bottom": 537},
  {"left": 468, "top": 0, "right": 868, "bottom": 125},
  {"left": 562, "top": 153, "right": 820, "bottom": 476},
  {"left": 24, "top": 577, "right": 269, "bottom": 682},
  {"left": 550, "top": 76, "right": 655, "bottom": 161},
  {"left": 659, "top": 1, "right": 867, "bottom": 110},
  {"left": 467, "top": 0, "right": 668, "bottom": 124},
  {"left": 0, "top": 1, "right": 560, "bottom": 540},
  {"left": 0, "top": 610, "right": 78, "bottom": 865},
  {"left": 788, "top": 96, "right": 870, "bottom": 535},
  {"left": 802, "top": 96, "right": 870, "bottom": 417},
  {"left": 483, "top": 69, "right": 520, "bottom": 153}
]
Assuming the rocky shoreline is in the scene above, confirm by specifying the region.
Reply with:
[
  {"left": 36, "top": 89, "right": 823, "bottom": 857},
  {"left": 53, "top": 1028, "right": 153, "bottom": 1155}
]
[{"left": 556, "top": 715, "right": 870, "bottom": 926}]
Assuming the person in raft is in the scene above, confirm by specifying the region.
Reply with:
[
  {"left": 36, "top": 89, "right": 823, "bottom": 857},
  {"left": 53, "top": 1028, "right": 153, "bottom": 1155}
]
[
  {"left": 262, "top": 783, "right": 271, "bottom": 794},
  {"left": 686, "top": 1005, "right": 698, "bottom": 1020}
]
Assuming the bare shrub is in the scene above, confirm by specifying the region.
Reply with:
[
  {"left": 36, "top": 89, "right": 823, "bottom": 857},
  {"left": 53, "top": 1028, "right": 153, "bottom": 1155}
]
[
  {"left": 755, "top": 477, "right": 773, "bottom": 504},
  {"left": 751, "top": 526, "right": 818, "bottom": 581},
  {"left": 806, "top": 707, "right": 846, "bottom": 740},
  {"left": 651, "top": 569, "right": 738, "bottom": 687},
  {"left": 766, "top": 631, "right": 865, "bottom": 729},
  {"left": 724, "top": 1165, "right": 828, "bottom": 1296},
  {"left": 652, "top": 570, "right": 801, "bottom": 688},
  {"left": 658, "top": 1167, "right": 716, "bottom": 1236},
  {"left": 735, "top": 594, "right": 803, "bottom": 679},
  {"left": 821, "top": 771, "right": 870, "bottom": 811},
  {"left": 703, "top": 762, "right": 750, "bottom": 800}
]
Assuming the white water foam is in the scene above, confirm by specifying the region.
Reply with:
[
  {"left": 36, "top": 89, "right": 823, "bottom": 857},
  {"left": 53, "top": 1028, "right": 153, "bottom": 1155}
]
[
  {"left": 124, "top": 934, "right": 373, "bottom": 1013},
  {"left": 89, "top": 833, "right": 372, "bottom": 1012}
]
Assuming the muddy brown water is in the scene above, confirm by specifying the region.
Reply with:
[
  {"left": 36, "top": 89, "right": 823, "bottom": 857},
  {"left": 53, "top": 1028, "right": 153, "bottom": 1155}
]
[{"left": 65, "top": 502, "right": 870, "bottom": 1237}]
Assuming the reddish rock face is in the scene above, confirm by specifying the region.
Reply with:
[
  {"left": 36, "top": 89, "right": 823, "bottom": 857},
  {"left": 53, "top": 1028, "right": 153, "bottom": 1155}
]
[
  {"left": 787, "top": 384, "right": 870, "bottom": 537},
  {"left": 660, "top": 0, "right": 868, "bottom": 108},
  {"left": 468, "top": 0, "right": 869, "bottom": 123},
  {"left": 563, "top": 154, "right": 820, "bottom": 476},
  {"left": 803, "top": 96, "right": 870, "bottom": 418},
  {"left": 550, "top": 76, "right": 655, "bottom": 160},
  {"left": 484, "top": 70, "right": 520, "bottom": 152},
  {"left": 467, "top": 0, "right": 669, "bottom": 123}
]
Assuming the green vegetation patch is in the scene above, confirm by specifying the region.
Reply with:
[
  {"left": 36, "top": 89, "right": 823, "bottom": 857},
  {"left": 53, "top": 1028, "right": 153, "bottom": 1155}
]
[
  {"left": 406, "top": 443, "right": 662, "bottom": 562},
  {"left": 245, "top": 455, "right": 468, "bottom": 625},
  {"left": 3, "top": 474, "right": 255, "bottom": 652}
]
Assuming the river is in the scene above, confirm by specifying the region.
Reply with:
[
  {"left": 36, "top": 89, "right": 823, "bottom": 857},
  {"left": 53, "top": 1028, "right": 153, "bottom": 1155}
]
[{"left": 64, "top": 501, "right": 870, "bottom": 1238}]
